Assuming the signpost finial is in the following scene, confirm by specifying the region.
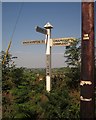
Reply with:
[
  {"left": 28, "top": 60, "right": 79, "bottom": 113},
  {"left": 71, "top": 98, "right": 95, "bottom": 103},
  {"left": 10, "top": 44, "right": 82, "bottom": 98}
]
[{"left": 44, "top": 22, "right": 53, "bottom": 29}]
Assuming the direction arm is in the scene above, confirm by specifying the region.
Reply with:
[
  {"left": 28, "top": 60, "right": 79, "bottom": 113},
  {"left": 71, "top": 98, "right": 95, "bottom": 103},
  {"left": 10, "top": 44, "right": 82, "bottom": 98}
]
[
  {"left": 35, "top": 26, "right": 47, "bottom": 35},
  {"left": 22, "top": 40, "right": 45, "bottom": 45},
  {"left": 52, "top": 37, "right": 76, "bottom": 46}
]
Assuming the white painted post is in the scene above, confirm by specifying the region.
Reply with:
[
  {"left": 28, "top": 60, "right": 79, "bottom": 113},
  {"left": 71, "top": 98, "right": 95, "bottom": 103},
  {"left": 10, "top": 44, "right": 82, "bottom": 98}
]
[{"left": 44, "top": 22, "right": 53, "bottom": 92}]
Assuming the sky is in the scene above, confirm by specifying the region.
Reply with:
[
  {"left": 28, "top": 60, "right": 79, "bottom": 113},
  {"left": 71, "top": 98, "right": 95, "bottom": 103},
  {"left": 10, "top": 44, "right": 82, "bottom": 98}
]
[{"left": 2, "top": 2, "right": 95, "bottom": 68}]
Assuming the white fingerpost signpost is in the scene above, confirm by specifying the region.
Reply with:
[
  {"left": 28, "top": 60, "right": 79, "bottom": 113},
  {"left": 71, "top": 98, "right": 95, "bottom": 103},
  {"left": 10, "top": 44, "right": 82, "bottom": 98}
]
[
  {"left": 44, "top": 22, "right": 53, "bottom": 92},
  {"left": 22, "top": 22, "right": 76, "bottom": 92}
]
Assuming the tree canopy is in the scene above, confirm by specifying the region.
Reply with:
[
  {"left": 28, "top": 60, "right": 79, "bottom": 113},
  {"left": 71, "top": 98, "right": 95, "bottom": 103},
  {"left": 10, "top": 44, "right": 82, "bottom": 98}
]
[{"left": 1, "top": 39, "right": 88, "bottom": 119}]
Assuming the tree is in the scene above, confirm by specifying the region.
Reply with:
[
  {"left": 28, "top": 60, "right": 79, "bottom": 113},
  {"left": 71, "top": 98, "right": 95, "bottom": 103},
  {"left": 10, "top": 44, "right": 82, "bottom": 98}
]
[
  {"left": 2, "top": 51, "right": 20, "bottom": 118},
  {"left": 65, "top": 38, "right": 81, "bottom": 68},
  {"left": 2, "top": 51, "right": 16, "bottom": 91},
  {"left": 2, "top": 50, "right": 80, "bottom": 119},
  {"left": 42, "top": 88, "right": 80, "bottom": 119},
  {"left": 64, "top": 38, "right": 81, "bottom": 89}
]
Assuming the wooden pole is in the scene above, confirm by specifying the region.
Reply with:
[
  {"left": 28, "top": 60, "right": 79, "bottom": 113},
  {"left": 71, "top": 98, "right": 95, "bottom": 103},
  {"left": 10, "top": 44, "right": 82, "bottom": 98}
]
[{"left": 80, "top": 0, "right": 95, "bottom": 119}]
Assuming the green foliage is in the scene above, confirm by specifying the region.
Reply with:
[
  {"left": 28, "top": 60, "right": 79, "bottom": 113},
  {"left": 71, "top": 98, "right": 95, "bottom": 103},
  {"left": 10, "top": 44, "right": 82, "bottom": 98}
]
[
  {"left": 64, "top": 39, "right": 81, "bottom": 90},
  {"left": 2, "top": 51, "right": 80, "bottom": 119},
  {"left": 64, "top": 67, "right": 80, "bottom": 89},
  {"left": 43, "top": 89, "right": 70, "bottom": 119},
  {"left": 42, "top": 88, "right": 80, "bottom": 119},
  {"left": 65, "top": 38, "right": 81, "bottom": 68},
  {"left": 2, "top": 41, "right": 96, "bottom": 119},
  {"left": 10, "top": 68, "right": 25, "bottom": 86}
]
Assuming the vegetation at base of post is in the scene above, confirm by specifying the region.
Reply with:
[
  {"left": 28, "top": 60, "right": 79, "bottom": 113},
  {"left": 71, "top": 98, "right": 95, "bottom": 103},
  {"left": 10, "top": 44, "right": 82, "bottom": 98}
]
[{"left": 1, "top": 38, "right": 96, "bottom": 119}]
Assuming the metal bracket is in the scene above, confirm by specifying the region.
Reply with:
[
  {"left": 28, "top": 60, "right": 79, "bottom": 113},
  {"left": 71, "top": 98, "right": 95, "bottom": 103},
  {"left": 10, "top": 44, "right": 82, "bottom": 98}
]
[
  {"left": 80, "top": 96, "right": 92, "bottom": 102},
  {"left": 80, "top": 80, "right": 92, "bottom": 86},
  {"left": 83, "top": 34, "right": 89, "bottom": 40}
]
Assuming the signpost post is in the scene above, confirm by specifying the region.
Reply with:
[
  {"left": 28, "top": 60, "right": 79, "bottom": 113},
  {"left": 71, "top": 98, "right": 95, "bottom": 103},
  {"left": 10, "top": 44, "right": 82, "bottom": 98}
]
[
  {"left": 22, "top": 22, "right": 76, "bottom": 92},
  {"left": 44, "top": 22, "right": 53, "bottom": 92}
]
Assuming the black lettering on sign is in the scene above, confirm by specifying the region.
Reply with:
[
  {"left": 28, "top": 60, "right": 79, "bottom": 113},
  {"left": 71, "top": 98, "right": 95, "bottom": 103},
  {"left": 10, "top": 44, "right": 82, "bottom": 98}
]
[
  {"left": 23, "top": 40, "right": 45, "bottom": 44},
  {"left": 46, "top": 55, "right": 50, "bottom": 76}
]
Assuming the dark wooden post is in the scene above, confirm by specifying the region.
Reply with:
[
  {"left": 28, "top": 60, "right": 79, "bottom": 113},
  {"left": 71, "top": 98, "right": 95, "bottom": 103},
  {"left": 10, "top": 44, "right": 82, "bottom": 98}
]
[{"left": 80, "top": 0, "right": 95, "bottom": 119}]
